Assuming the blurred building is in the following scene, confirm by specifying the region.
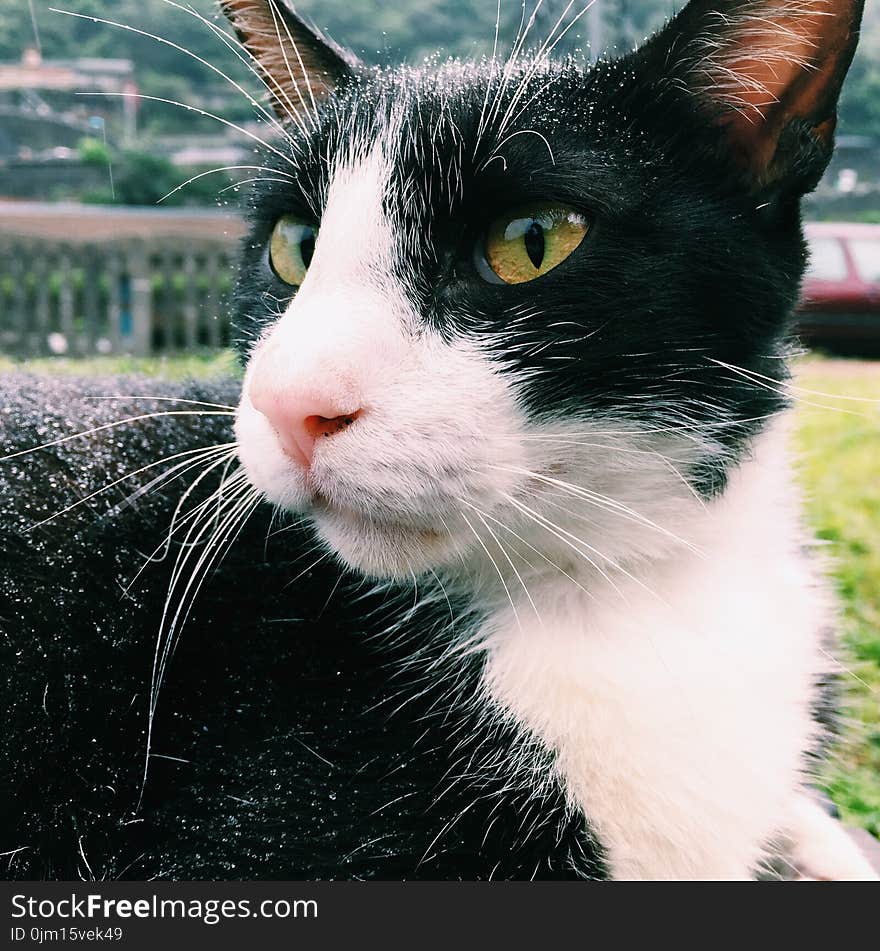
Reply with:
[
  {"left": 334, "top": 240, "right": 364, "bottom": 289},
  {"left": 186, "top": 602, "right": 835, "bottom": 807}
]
[
  {"left": 804, "top": 135, "right": 880, "bottom": 221},
  {"left": 0, "top": 47, "right": 138, "bottom": 157},
  {"left": 0, "top": 48, "right": 138, "bottom": 200},
  {"left": 0, "top": 46, "right": 252, "bottom": 203}
]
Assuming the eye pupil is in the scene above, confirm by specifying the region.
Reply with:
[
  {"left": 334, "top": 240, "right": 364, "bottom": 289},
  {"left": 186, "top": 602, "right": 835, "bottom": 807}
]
[
  {"left": 301, "top": 231, "right": 315, "bottom": 269},
  {"left": 524, "top": 221, "right": 545, "bottom": 269}
]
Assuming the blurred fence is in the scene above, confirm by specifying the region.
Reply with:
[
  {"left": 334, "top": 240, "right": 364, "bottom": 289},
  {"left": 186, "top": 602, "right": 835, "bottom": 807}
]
[{"left": 0, "top": 203, "right": 245, "bottom": 357}]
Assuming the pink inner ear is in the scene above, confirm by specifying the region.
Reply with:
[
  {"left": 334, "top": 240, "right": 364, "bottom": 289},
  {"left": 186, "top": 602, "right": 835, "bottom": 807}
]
[
  {"left": 701, "top": 1, "right": 862, "bottom": 179},
  {"left": 221, "top": 0, "right": 357, "bottom": 119},
  {"left": 719, "top": 11, "right": 831, "bottom": 116}
]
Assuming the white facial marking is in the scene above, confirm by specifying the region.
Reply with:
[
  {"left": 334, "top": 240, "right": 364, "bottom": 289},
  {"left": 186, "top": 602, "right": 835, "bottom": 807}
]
[{"left": 235, "top": 140, "right": 526, "bottom": 578}]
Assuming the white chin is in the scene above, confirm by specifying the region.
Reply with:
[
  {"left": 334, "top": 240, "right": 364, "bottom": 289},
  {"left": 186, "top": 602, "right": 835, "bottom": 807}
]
[{"left": 312, "top": 509, "right": 457, "bottom": 579}]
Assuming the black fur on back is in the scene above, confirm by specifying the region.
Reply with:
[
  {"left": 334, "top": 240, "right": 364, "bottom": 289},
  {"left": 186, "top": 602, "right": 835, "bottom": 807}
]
[{"left": 0, "top": 374, "right": 604, "bottom": 879}]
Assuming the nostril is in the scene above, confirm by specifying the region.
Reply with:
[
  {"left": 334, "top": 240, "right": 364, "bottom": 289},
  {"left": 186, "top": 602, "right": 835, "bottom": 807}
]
[{"left": 303, "top": 409, "right": 363, "bottom": 441}]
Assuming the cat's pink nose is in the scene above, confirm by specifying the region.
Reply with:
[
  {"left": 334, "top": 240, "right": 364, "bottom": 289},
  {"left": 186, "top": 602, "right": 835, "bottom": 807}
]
[{"left": 249, "top": 384, "right": 362, "bottom": 468}]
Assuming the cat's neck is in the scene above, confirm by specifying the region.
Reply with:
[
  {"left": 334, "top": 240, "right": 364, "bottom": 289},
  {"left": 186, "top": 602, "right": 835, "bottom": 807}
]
[
  {"left": 446, "top": 416, "right": 803, "bottom": 621},
  {"left": 472, "top": 416, "right": 831, "bottom": 879}
]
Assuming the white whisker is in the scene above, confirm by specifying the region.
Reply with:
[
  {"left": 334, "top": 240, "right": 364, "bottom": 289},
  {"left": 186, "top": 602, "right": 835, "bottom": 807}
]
[
  {"left": 1, "top": 410, "right": 235, "bottom": 464},
  {"left": 51, "top": 6, "right": 294, "bottom": 142},
  {"left": 27, "top": 442, "right": 237, "bottom": 531},
  {"left": 460, "top": 499, "right": 541, "bottom": 622},
  {"left": 459, "top": 509, "right": 522, "bottom": 629}
]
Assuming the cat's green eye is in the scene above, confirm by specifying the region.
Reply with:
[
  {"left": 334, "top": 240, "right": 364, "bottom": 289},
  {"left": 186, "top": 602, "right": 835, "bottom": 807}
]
[
  {"left": 269, "top": 214, "right": 317, "bottom": 286},
  {"left": 476, "top": 203, "right": 590, "bottom": 285}
]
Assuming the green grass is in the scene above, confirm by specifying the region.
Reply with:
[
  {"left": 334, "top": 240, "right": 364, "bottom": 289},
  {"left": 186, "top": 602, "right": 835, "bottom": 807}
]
[
  {"left": 0, "top": 350, "right": 241, "bottom": 381},
  {"left": 3, "top": 350, "right": 879, "bottom": 835},
  {"left": 792, "top": 357, "right": 880, "bottom": 836}
]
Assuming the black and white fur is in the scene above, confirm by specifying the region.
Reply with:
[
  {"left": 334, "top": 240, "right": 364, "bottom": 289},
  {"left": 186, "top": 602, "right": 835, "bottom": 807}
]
[{"left": 1, "top": 0, "right": 877, "bottom": 880}]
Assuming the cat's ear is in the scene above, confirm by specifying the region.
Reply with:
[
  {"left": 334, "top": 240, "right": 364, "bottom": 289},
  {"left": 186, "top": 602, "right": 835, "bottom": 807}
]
[
  {"left": 640, "top": 0, "right": 864, "bottom": 192},
  {"left": 221, "top": 1, "right": 360, "bottom": 116}
]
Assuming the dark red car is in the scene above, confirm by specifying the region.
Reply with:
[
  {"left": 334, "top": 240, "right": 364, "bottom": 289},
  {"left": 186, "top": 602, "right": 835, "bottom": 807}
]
[{"left": 798, "top": 222, "right": 880, "bottom": 353}]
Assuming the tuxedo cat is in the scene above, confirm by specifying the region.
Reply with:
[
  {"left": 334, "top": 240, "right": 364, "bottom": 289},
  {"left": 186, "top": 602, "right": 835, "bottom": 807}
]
[{"left": 1, "top": 0, "right": 877, "bottom": 880}]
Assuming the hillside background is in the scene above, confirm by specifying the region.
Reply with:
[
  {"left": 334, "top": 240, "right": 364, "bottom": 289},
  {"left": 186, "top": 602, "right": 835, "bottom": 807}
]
[{"left": 2, "top": 0, "right": 879, "bottom": 137}]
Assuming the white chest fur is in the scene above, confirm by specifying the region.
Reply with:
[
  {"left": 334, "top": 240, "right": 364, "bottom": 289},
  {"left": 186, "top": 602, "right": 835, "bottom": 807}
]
[{"left": 479, "top": 422, "right": 833, "bottom": 880}]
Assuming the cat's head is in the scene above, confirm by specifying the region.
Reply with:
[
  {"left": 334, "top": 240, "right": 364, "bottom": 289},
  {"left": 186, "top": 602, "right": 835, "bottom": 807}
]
[{"left": 227, "top": 0, "right": 863, "bottom": 582}]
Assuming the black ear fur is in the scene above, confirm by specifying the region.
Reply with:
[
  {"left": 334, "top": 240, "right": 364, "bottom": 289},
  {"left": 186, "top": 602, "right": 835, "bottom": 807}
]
[
  {"left": 221, "top": 0, "right": 360, "bottom": 118},
  {"left": 632, "top": 0, "right": 864, "bottom": 194}
]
